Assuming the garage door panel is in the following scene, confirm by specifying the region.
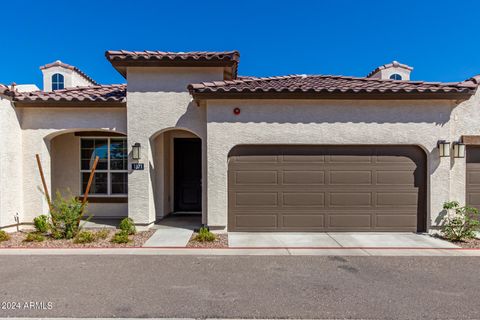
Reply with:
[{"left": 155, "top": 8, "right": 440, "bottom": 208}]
[
  {"left": 234, "top": 192, "right": 278, "bottom": 207},
  {"left": 282, "top": 192, "right": 325, "bottom": 207},
  {"left": 329, "top": 171, "right": 372, "bottom": 185},
  {"left": 329, "top": 192, "right": 372, "bottom": 207},
  {"left": 283, "top": 215, "right": 324, "bottom": 228},
  {"left": 234, "top": 171, "right": 278, "bottom": 185},
  {"left": 329, "top": 215, "right": 372, "bottom": 228},
  {"left": 376, "top": 192, "right": 418, "bottom": 206},
  {"left": 228, "top": 145, "right": 426, "bottom": 232},
  {"left": 283, "top": 171, "right": 325, "bottom": 185},
  {"left": 467, "top": 171, "right": 480, "bottom": 185}
]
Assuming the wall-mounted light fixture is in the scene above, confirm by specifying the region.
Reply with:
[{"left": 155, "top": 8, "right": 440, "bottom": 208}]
[
  {"left": 438, "top": 140, "right": 450, "bottom": 157},
  {"left": 453, "top": 142, "right": 466, "bottom": 158},
  {"left": 132, "top": 143, "right": 141, "bottom": 160}
]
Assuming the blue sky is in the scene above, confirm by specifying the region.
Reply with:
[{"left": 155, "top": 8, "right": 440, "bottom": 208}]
[{"left": 1, "top": 0, "right": 479, "bottom": 88}]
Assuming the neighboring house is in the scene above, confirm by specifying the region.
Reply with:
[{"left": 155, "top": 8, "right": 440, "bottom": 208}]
[{"left": 1, "top": 50, "right": 479, "bottom": 233}]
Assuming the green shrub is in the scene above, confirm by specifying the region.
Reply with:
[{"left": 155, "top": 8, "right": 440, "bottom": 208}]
[
  {"left": 24, "top": 232, "right": 45, "bottom": 242},
  {"left": 49, "top": 191, "right": 89, "bottom": 239},
  {"left": 94, "top": 229, "right": 110, "bottom": 240},
  {"left": 0, "top": 230, "right": 10, "bottom": 242},
  {"left": 74, "top": 231, "right": 95, "bottom": 244},
  {"left": 194, "top": 227, "right": 216, "bottom": 242},
  {"left": 33, "top": 215, "right": 50, "bottom": 233},
  {"left": 442, "top": 201, "right": 480, "bottom": 241},
  {"left": 119, "top": 218, "right": 136, "bottom": 235},
  {"left": 111, "top": 230, "right": 130, "bottom": 244}
]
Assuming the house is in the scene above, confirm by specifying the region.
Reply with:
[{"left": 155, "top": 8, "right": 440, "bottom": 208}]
[{"left": 1, "top": 50, "right": 479, "bottom": 233}]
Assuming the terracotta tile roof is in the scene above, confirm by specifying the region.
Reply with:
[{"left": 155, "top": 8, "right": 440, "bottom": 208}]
[
  {"left": 6, "top": 84, "right": 126, "bottom": 104},
  {"left": 40, "top": 60, "right": 99, "bottom": 85},
  {"left": 188, "top": 74, "right": 477, "bottom": 99},
  {"left": 105, "top": 50, "right": 240, "bottom": 79}
]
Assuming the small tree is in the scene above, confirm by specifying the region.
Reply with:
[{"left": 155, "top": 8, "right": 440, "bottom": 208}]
[
  {"left": 442, "top": 201, "right": 480, "bottom": 241},
  {"left": 50, "top": 191, "right": 90, "bottom": 239}
]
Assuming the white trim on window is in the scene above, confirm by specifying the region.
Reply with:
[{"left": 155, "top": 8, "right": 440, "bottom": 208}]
[{"left": 79, "top": 137, "right": 128, "bottom": 197}]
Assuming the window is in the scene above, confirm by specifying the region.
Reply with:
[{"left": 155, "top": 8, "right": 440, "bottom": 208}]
[
  {"left": 52, "top": 73, "right": 64, "bottom": 90},
  {"left": 389, "top": 73, "right": 402, "bottom": 80},
  {"left": 80, "top": 138, "right": 128, "bottom": 196}
]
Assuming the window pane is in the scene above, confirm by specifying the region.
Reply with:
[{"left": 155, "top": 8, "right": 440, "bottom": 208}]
[
  {"left": 110, "top": 138, "right": 127, "bottom": 170},
  {"left": 82, "top": 172, "right": 108, "bottom": 195},
  {"left": 111, "top": 173, "right": 128, "bottom": 194},
  {"left": 81, "top": 139, "right": 94, "bottom": 148}
]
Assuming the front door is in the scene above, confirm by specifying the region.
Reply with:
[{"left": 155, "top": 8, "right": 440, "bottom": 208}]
[{"left": 174, "top": 138, "right": 202, "bottom": 212}]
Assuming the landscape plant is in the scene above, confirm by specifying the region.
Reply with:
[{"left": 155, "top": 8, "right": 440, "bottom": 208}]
[
  {"left": 194, "top": 227, "right": 216, "bottom": 242},
  {"left": 119, "top": 217, "right": 136, "bottom": 235},
  {"left": 94, "top": 229, "right": 110, "bottom": 240},
  {"left": 111, "top": 230, "right": 130, "bottom": 244},
  {"left": 74, "top": 230, "right": 95, "bottom": 244},
  {"left": 33, "top": 214, "right": 50, "bottom": 233},
  {"left": 0, "top": 230, "right": 10, "bottom": 242},
  {"left": 49, "top": 191, "right": 90, "bottom": 239},
  {"left": 24, "top": 232, "right": 45, "bottom": 242},
  {"left": 442, "top": 201, "right": 480, "bottom": 241}
]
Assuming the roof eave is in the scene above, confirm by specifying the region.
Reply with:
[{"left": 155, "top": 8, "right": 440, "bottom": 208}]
[
  {"left": 190, "top": 91, "right": 476, "bottom": 101},
  {"left": 13, "top": 100, "right": 126, "bottom": 108}
]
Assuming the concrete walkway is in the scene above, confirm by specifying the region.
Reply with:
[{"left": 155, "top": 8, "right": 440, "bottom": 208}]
[
  {"left": 143, "top": 214, "right": 200, "bottom": 247},
  {"left": 228, "top": 232, "right": 459, "bottom": 248}
]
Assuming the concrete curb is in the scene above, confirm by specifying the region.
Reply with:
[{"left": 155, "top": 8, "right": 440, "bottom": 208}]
[{"left": 0, "top": 247, "right": 479, "bottom": 256}]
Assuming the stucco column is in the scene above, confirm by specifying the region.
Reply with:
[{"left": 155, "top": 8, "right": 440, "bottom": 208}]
[
  {"left": 429, "top": 150, "right": 452, "bottom": 228},
  {"left": 450, "top": 155, "right": 466, "bottom": 206},
  {"left": 127, "top": 136, "right": 155, "bottom": 226}
]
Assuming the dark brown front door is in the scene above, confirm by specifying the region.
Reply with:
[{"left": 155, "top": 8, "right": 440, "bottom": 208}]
[
  {"left": 174, "top": 138, "right": 202, "bottom": 212},
  {"left": 228, "top": 145, "right": 426, "bottom": 232},
  {"left": 466, "top": 146, "right": 480, "bottom": 210}
]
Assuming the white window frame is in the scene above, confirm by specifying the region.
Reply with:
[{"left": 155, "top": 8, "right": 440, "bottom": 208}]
[
  {"left": 79, "top": 137, "right": 128, "bottom": 197},
  {"left": 52, "top": 73, "right": 65, "bottom": 90}
]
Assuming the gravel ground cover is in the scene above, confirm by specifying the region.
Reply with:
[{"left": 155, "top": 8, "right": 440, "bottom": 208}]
[
  {"left": 0, "top": 229, "right": 155, "bottom": 248},
  {"left": 187, "top": 232, "right": 228, "bottom": 248}
]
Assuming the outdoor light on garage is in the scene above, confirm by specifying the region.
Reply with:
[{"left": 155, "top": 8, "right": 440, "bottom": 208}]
[
  {"left": 132, "top": 143, "right": 141, "bottom": 160},
  {"left": 453, "top": 142, "right": 466, "bottom": 158},
  {"left": 438, "top": 140, "right": 450, "bottom": 157}
]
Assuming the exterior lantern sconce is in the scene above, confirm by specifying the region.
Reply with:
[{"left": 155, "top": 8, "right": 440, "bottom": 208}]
[
  {"left": 132, "top": 143, "right": 141, "bottom": 160},
  {"left": 453, "top": 142, "right": 466, "bottom": 158},
  {"left": 438, "top": 140, "right": 450, "bottom": 157}
]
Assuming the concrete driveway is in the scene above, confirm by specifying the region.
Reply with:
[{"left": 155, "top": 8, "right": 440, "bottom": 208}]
[{"left": 229, "top": 232, "right": 458, "bottom": 248}]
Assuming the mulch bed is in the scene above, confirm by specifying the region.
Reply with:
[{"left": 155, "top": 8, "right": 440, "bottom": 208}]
[
  {"left": 187, "top": 233, "right": 228, "bottom": 248},
  {"left": 449, "top": 238, "right": 480, "bottom": 249},
  {"left": 0, "top": 229, "right": 155, "bottom": 248}
]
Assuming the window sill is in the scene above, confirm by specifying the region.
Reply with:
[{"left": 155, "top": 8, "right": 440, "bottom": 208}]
[{"left": 77, "top": 196, "right": 128, "bottom": 204}]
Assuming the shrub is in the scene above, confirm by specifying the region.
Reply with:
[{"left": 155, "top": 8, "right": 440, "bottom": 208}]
[
  {"left": 119, "top": 218, "right": 136, "bottom": 235},
  {"left": 49, "top": 191, "right": 89, "bottom": 239},
  {"left": 194, "top": 227, "right": 216, "bottom": 242},
  {"left": 33, "top": 215, "right": 50, "bottom": 233},
  {"left": 111, "top": 230, "right": 130, "bottom": 244},
  {"left": 0, "top": 230, "right": 10, "bottom": 242},
  {"left": 442, "top": 201, "right": 480, "bottom": 241},
  {"left": 94, "top": 229, "right": 110, "bottom": 240},
  {"left": 24, "top": 232, "right": 45, "bottom": 242},
  {"left": 74, "top": 231, "right": 95, "bottom": 244}
]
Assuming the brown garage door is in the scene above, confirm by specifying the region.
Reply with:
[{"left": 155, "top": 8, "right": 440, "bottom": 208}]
[
  {"left": 228, "top": 145, "right": 426, "bottom": 232},
  {"left": 466, "top": 146, "right": 480, "bottom": 210}
]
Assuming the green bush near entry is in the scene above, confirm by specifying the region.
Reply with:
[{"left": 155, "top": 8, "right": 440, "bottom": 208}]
[
  {"left": 111, "top": 230, "right": 130, "bottom": 244},
  {"left": 94, "top": 229, "right": 110, "bottom": 240},
  {"left": 0, "top": 230, "right": 10, "bottom": 242},
  {"left": 24, "top": 232, "right": 45, "bottom": 242},
  {"left": 50, "top": 191, "right": 89, "bottom": 239},
  {"left": 119, "top": 218, "right": 136, "bottom": 235},
  {"left": 194, "top": 227, "right": 216, "bottom": 242},
  {"left": 442, "top": 201, "right": 480, "bottom": 241},
  {"left": 33, "top": 215, "right": 50, "bottom": 233},
  {"left": 74, "top": 230, "right": 96, "bottom": 244}
]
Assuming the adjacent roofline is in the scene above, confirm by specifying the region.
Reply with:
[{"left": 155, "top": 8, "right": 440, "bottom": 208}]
[
  {"left": 40, "top": 60, "right": 99, "bottom": 85},
  {"left": 366, "top": 61, "right": 413, "bottom": 78},
  {"left": 188, "top": 74, "right": 477, "bottom": 101},
  {"left": 105, "top": 50, "right": 240, "bottom": 80}
]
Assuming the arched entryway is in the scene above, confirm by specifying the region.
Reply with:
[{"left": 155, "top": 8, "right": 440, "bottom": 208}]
[{"left": 151, "top": 128, "right": 203, "bottom": 222}]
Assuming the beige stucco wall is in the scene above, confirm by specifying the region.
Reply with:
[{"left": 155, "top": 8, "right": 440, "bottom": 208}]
[
  {"left": 42, "top": 66, "right": 94, "bottom": 91},
  {"left": 205, "top": 98, "right": 460, "bottom": 229},
  {"left": 20, "top": 107, "right": 127, "bottom": 223},
  {"left": 126, "top": 67, "right": 224, "bottom": 225},
  {"left": 0, "top": 98, "right": 23, "bottom": 227}
]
